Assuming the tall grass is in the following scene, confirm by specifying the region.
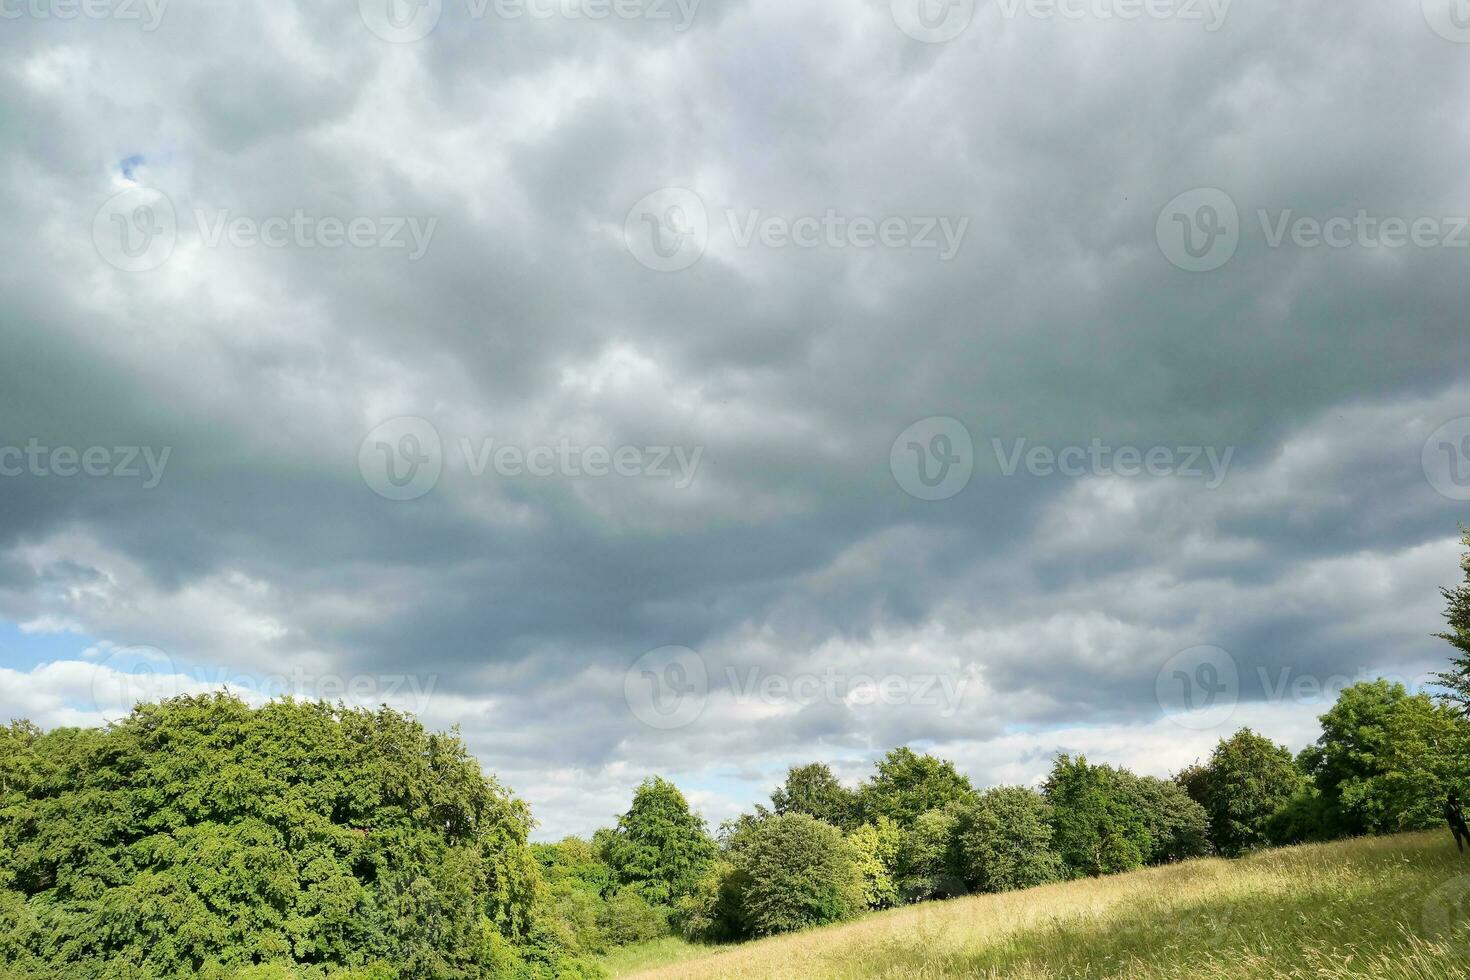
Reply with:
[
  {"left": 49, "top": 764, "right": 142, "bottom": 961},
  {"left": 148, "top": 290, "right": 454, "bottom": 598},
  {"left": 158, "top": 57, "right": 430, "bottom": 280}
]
[{"left": 612, "top": 831, "right": 1470, "bottom": 979}]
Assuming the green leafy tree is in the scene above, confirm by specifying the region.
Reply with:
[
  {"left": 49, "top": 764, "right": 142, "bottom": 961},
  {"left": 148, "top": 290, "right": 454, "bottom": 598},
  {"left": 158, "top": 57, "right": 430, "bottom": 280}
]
[
  {"left": 1301, "top": 680, "right": 1470, "bottom": 835},
  {"left": 1432, "top": 527, "right": 1470, "bottom": 713},
  {"left": 1114, "top": 771, "right": 1211, "bottom": 864},
  {"left": 1188, "top": 729, "right": 1306, "bottom": 856},
  {"left": 893, "top": 805, "right": 967, "bottom": 902},
  {"left": 952, "top": 787, "right": 1064, "bottom": 893},
  {"left": 857, "top": 748, "right": 975, "bottom": 829},
  {"left": 1044, "top": 756, "right": 1149, "bottom": 877},
  {"left": 603, "top": 776, "right": 717, "bottom": 907},
  {"left": 845, "top": 818, "right": 901, "bottom": 909},
  {"left": 0, "top": 694, "right": 586, "bottom": 979},
  {"left": 770, "top": 763, "right": 860, "bottom": 831},
  {"left": 719, "top": 814, "right": 862, "bottom": 937}
]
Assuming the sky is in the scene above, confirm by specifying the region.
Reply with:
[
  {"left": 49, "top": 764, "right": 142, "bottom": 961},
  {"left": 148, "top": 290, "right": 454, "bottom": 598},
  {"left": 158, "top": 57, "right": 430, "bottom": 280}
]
[{"left": 3, "top": 0, "right": 1470, "bottom": 840}]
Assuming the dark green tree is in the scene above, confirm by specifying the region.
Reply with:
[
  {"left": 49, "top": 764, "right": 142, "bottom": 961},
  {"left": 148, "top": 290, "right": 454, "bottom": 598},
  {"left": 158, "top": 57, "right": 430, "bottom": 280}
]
[
  {"left": 1114, "top": 771, "right": 1211, "bottom": 864},
  {"left": 719, "top": 814, "right": 861, "bottom": 937},
  {"left": 1432, "top": 527, "right": 1470, "bottom": 714},
  {"left": 1043, "top": 756, "right": 1149, "bottom": 878},
  {"left": 951, "top": 786, "right": 1063, "bottom": 894},
  {"left": 770, "top": 763, "right": 859, "bottom": 831},
  {"left": 1187, "top": 729, "right": 1306, "bottom": 856},
  {"left": 604, "top": 776, "right": 717, "bottom": 907},
  {"left": 857, "top": 748, "right": 975, "bottom": 829},
  {"left": 1301, "top": 680, "right": 1470, "bottom": 835}
]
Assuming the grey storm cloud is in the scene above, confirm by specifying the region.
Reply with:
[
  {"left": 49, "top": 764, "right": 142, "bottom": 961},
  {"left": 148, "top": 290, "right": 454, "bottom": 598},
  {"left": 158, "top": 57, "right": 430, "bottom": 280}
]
[{"left": 1, "top": 0, "right": 1469, "bottom": 837}]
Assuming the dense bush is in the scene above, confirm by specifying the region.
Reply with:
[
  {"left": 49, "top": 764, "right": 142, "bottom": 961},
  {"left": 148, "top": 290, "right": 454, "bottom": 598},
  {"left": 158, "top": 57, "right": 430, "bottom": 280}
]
[
  {"left": 1044, "top": 756, "right": 1149, "bottom": 878},
  {"left": 952, "top": 787, "right": 1063, "bottom": 894},
  {"left": 0, "top": 695, "right": 591, "bottom": 979},
  {"left": 717, "top": 814, "right": 862, "bottom": 938},
  {"left": 1300, "top": 680, "right": 1470, "bottom": 835},
  {"left": 1183, "top": 729, "right": 1305, "bottom": 857},
  {"left": 1113, "top": 771, "right": 1211, "bottom": 864}
]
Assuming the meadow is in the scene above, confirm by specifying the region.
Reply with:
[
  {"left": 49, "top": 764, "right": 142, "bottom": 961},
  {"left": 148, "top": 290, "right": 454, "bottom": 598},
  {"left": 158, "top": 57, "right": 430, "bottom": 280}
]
[{"left": 608, "top": 830, "right": 1470, "bottom": 979}]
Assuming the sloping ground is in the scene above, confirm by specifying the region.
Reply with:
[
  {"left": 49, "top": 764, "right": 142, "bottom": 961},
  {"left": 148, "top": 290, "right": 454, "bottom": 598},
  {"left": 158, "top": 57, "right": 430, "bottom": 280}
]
[{"left": 615, "top": 831, "right": 1470, "bottom": 979}]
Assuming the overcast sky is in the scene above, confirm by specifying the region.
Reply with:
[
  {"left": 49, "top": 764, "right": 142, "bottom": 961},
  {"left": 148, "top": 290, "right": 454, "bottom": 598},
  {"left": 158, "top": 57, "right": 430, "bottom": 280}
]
[{"left": 3, "top": 0, "right": 1470, "bottom": 839}]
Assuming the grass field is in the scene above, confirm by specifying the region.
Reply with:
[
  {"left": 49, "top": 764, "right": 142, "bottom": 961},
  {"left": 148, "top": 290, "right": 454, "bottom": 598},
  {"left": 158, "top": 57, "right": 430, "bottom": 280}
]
[{"left": 606, "top": 831, "right": 1470, "bottom": 979}]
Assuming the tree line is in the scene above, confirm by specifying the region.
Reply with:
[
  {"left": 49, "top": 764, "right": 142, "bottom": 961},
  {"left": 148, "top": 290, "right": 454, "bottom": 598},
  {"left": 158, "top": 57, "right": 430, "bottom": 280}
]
[{"left": 2, "top": 529, "right": 1468, "bottom": 977}]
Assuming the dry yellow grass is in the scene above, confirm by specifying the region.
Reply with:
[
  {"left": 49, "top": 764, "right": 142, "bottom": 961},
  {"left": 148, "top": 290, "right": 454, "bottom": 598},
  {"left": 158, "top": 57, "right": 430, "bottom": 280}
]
[{"left": 611, "top": 831, "right": 1470, "bottom": 979}]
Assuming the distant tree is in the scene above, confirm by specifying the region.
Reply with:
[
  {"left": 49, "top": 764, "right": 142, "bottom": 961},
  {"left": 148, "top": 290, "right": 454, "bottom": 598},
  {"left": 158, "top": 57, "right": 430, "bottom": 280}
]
[
  {"left": 1044, "top": 755, "right": 1149, "bottom": 878},
  {"left": 719, "top": 814, "right": 862, "bottom": 937},
  {"left": 771, "top": 763, "right": 860, "bottom": 831},
  {"left": 1301, "top": 680, "right": 1470, "bottom": 835},
  {"left": 604, "top": 777, "right": 717, "bottom": 907},
  {"left": 952, "top": 786, "right": 1064, "bottom": 894},
  {"left": 846, "top": 818, "right": 901, "bottom": 909},
  {"left": 1115, "top": 771, "right": 1211, "bottom": 864},
  {"left": 1432, "top": 527, "right": 1470, "bottom": 714},
  {"left": 858, "top": 748, "right": 976, "bottom": 829},
  {"left": 1189, "top": 729, "right": 1306, "bottom": 856}
]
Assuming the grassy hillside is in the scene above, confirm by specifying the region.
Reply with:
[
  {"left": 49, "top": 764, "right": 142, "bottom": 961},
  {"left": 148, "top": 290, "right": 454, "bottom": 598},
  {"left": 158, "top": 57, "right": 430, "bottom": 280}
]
[{"left": 608, "top": 831, "right": 1470, "bottom": 979}]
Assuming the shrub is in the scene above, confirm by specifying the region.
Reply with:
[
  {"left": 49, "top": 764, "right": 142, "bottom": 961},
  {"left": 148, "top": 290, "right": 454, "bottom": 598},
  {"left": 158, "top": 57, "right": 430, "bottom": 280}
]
[
  {"left": 722, "top": 814, "right": 862, "bottom": 937},
  {"left": 846, "top": 818, "right": 901, "bottom": 909},
  {"left": 952, "top": 787, "right": 1063, "bottom": 893}
]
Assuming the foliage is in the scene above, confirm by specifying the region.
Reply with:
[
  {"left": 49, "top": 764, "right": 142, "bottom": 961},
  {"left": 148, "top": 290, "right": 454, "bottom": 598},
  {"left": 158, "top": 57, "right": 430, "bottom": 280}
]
[
  {"left": 1432, "top": 526, "right": 1470, "bottom": 714},
  {"left": 716, "top": 814, "right": 862, "bottom": 938},
  {"left": 951, "top": 786, "right": 1064, "bottom": 894},
  {"left": 602, "top": 777, "right": 716, "bottom": 908},
  {"left": 845, "top": 818, "right": 901, "bottom": 910},
  {"left": 770, "top": 763, "right": 860, "bottom": 832},
  {"left": 0, "top": 694, "right": 590, "bottom": 979},
  {"left": 1113, "top": 771, "right": 1211, "bottom": 864},
  {"left": 893, "top": 805, "right": 967, "bottom": 902},
  {"left": 1044, "top": 756, "right": 1149, "bottom": 878},
  {"left": 1300, "top": 680, "right": 1470, "bottom": 835},
  {"left": 1187, "top": 728, "right": 1306, "bottom": 857},
  {"left": 857, "top": 748, "right": 975, "bottom": 830}
]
